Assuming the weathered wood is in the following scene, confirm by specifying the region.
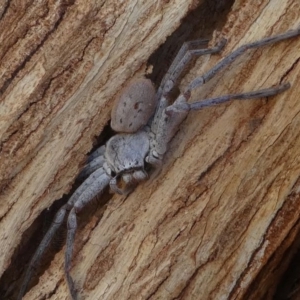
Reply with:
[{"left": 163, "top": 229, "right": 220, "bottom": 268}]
[{"left": 1, "top": 0, "right": 300, "bottom": 299}]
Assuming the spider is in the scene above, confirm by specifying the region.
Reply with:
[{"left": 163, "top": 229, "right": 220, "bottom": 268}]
[{"left": 18, "top": 26, "right": 300, "bottom": 299}]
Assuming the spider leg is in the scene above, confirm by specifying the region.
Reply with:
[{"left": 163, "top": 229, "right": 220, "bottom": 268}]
[
  {"left": 146, "top": 93, "right": 190, "bottom": 166},
  {"left": 65, "top": 170, "right": 110, "bottom": 299},
  {"left": 152, "top": 38, "right": 226, "bottom": 135},
  {"left": 17, "top": 205, "right": 68, "bottom": 300},
  {"left": 158, "top": 38, "right": 226, "bottom": 97},
  {"left": 176, "top": 83, "right": 290, "bottom": 111},
  {"left": 86, "top": 145, "right": 106, "bottom": 163},
  {"left": 160, "top": 39, "right": 208, "bottom": 89},
  {"left": 77, "top": 145, "right": 106, "bottom": 181},
  {"left": 186, "top": 26, "right": 300, "bottom": 93},
  {"left": 18, "top": 167, "right": 109, "bottom": 300},
  {"left": 77, "top": 155, "right": 105, "bottom": 180}
]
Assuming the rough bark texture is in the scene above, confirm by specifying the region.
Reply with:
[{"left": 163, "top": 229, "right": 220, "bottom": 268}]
[{"left": 1, "top": 0, "right": 300, "bottom": 299}]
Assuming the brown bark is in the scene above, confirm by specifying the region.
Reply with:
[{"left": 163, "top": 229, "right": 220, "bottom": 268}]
[{"left": 1, "top": 0, "right": 300, "bottom": 299}]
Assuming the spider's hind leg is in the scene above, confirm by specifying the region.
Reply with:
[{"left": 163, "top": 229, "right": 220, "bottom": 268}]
[{"left": 65, "top": 169, "right": 110, "bottom": 299}]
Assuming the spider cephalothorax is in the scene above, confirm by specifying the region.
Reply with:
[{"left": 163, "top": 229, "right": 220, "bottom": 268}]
[{"left": 104, "top": 130, "right": 150, "bottom": 194}]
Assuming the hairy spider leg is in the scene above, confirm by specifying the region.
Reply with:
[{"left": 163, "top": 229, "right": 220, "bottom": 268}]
[{"left": 158, "top": 39, "right": 226, "bottom": 97}]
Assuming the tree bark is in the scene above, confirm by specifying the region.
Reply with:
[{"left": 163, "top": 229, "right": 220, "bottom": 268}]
[{"left": 1, "top": 0, "right": 300, "bottom": 299}]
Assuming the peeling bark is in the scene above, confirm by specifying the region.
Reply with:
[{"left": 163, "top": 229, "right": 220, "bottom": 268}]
[{"left": 1, "top": 0, "right": 300, "bottom": 299}]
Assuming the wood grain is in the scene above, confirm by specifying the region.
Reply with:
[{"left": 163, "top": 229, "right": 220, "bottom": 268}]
[{"left": 1, "top": 0, "right": 300, "bottom": 299}]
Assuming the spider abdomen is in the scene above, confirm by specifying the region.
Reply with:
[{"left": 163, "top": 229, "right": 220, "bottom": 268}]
[{"left": 111, "top": 78, "right": 157, "bottom": 133}]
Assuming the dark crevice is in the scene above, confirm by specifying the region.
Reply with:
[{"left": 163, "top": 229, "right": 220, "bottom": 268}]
[
  {"left": 148, "top": 0, "right": 235, "bottom": 88},
  {"left": 87, "top": 120, "right": 115, "bottom": 153},
  {"left": 0, "top": 196, "right": 67, "bottom": 300},
  {"left": 243, "top": 187, "right": 300, "bottom": 300},
  {"left": 0, "top": 0, "right": 10, "bottom": 20},
  {"left": 274, "top": 233, "right": 300, "bottom": 300}
]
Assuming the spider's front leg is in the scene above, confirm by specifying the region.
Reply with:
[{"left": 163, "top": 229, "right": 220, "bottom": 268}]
[
  {"left": 146, "top": 83, "right": 290, "bottom": 168},
  {"left": 147, "top": 38, "right": 227, "bottom": 166}
]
